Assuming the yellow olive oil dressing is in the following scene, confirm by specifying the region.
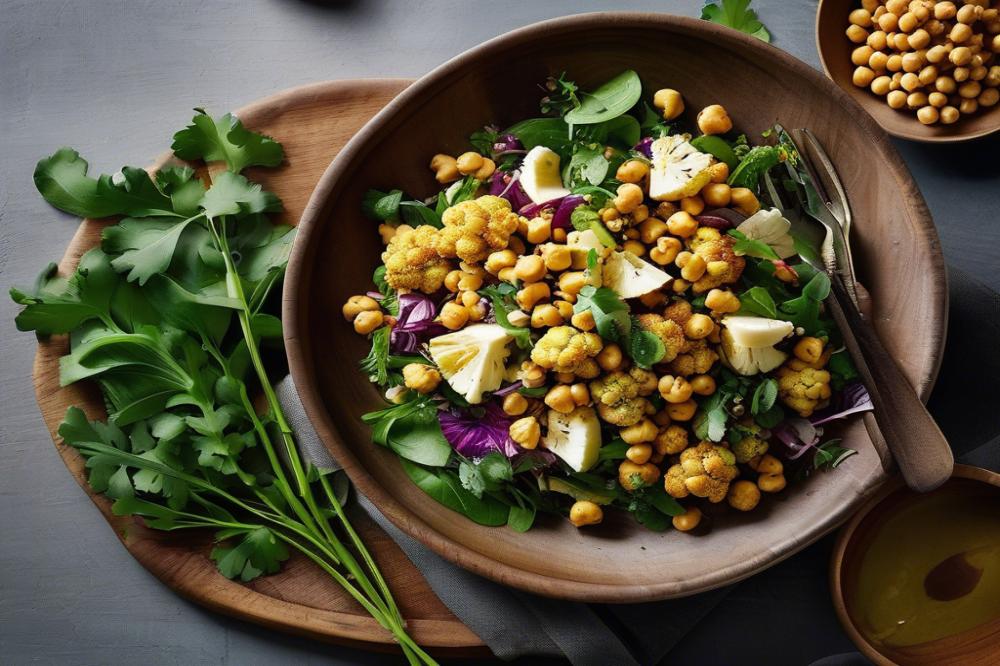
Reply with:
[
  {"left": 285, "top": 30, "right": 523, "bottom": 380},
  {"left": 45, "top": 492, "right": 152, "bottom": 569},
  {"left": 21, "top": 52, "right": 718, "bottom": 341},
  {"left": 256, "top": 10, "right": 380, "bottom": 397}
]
[{"left": 853, "top": 490, "right": 1000, "bottom": 648}]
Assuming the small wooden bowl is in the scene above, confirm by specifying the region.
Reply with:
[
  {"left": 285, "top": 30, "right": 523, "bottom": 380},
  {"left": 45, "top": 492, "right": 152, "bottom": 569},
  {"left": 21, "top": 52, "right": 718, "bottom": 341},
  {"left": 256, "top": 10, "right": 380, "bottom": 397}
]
[
  {"left": 816, "top": 0, "right": 1000, "bottom": 143},
  {"left": 285, "top": 12, "right": 947, "bottom": 602},
  {"left": 831, "top": 464, "right": 1000, "bottom": 665}
]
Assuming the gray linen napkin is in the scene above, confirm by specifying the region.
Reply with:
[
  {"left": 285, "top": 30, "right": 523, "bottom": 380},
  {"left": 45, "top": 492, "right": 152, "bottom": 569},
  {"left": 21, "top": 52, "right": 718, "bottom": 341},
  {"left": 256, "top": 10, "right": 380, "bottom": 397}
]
[{"left": 276, "top": 267, "right": 1000, "bottom": 665}]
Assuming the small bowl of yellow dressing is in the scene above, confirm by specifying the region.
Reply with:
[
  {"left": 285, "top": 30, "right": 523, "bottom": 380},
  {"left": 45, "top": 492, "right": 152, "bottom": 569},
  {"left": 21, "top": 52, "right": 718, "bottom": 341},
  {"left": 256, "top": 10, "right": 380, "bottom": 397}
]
[{"left": 832, "top": 465, "right": 1000, "bottom": 666}]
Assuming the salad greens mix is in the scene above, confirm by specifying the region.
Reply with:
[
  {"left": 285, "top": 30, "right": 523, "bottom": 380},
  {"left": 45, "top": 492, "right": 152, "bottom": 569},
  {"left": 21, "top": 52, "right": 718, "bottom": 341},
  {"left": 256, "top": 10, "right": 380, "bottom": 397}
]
[
  {"left": 11, "top": 115, "right": 435, "bottom": 665},
  {"left": 353, "top": 70, "right": 872, "bottom": 533}
]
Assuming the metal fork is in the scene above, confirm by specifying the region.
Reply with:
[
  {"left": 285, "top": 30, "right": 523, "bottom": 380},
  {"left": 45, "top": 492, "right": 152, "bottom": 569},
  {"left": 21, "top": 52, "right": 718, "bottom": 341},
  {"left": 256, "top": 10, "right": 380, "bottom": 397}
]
[{"left": 764, "top": 134, "right": 953, "bottom": 493}]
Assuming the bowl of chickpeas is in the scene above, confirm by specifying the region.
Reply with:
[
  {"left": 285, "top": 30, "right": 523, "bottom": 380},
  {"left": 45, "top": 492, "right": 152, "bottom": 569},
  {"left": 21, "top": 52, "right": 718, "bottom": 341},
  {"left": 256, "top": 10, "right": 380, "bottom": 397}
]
[{"left": 817, "top": 0, "right": 1000, "bottom": 141}]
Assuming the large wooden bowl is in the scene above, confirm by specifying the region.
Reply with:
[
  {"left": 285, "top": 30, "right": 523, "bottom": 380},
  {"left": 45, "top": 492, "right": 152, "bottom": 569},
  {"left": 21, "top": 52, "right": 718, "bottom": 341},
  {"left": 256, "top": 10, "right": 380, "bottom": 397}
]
[
  {"left": 284, "top": 13, "right": 947, "bottom": 602},
  {"left": 817, "top": 0, "right": 1000, "bottom": 143}
]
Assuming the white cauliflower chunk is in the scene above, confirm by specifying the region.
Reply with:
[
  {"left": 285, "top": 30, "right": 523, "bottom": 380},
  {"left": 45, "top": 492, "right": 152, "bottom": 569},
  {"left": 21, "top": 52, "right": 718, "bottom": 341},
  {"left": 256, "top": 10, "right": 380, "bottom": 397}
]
[{"left": 428, "top": 324, "right": 512, "bottom": 404}]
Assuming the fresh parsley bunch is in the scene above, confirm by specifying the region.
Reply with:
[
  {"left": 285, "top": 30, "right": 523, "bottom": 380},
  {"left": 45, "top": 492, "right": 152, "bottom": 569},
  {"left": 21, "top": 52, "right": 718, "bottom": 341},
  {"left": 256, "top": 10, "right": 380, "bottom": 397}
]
[{"left": 12, "top": 112, "right": 435, "bottom": 666}]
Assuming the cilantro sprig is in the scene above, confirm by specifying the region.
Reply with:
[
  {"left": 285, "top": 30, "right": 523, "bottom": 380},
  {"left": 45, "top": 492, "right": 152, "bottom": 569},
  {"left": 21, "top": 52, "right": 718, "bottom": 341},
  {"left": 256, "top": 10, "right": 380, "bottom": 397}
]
[
  {"left": 701, "top": 0, "right": 772, "bottom": 43},
  {"left": 13, "top": 115, "right": 434, "bottom": 665}
]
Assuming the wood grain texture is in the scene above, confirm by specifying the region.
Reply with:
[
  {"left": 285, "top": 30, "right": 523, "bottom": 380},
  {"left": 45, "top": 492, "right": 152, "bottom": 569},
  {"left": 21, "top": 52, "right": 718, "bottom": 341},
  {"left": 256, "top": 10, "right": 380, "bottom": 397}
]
[
  {"left": 816, "top": 0, "right": 1000, "bottom": 143},
  {"left": 285, "top": 13, "right": 948, "bottom": 603},
  {"left": 30, "top": 79, "right": 487, "bottom": 656},
  {"left": 831, "top": 465, "right": 1000, "bottom": 665}
]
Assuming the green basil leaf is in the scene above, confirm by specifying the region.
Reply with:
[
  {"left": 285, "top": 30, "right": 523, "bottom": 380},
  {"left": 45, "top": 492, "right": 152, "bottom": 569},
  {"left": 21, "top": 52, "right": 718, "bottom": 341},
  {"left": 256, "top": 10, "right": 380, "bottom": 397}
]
[{"left": 373, "top": 190, "right": 404, "bottom": 220}]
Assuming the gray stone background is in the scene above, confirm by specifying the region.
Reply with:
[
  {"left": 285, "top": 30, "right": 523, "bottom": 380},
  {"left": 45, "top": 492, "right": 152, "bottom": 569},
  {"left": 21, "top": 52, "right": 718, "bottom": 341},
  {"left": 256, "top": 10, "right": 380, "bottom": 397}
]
[{"left": 1, "top": 1, "right": 998, "bottom": 664}]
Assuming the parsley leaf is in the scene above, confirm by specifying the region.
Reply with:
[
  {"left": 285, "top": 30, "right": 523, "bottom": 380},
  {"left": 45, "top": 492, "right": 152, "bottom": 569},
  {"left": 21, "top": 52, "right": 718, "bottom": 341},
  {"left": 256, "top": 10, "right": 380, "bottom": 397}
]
[
  {"left": 701, "top": 0, "right": 772, "bottom": 43},
  {"left": 171, "top": 111, "right": 284, "bottom": 174},
  {"left": 102, "top": 217, "right": 198, "bottom": 285},
  {"left": 574, "top": 285, "right": 631, "bottom": 342},
  {"left": 211, "top": 527, "right": 290, "bottom": 582},
  {"left": 200, "top": 171, "right": 283, "bottom": 218},
  {"left": 10, "top": 249, "right": 118, "bottom": 334}
]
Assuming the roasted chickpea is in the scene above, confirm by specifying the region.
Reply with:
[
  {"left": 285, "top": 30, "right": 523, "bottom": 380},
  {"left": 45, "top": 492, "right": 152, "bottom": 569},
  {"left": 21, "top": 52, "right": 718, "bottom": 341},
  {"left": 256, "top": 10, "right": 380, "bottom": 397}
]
[
  {"left": 618, "top": 461, "right": 660, "bottom": 491},
  {"left": 672, "top": 506, "right": 703, "bottom": 532},
  {"left": 901, "top": 52, "right": 924, "bottom": 73},
  {"left": 908, "top": 28, "right": 931, "bottom": 49},
  {"left": 951, "top": 46, "right": 973, "bottom": 66},
  {"left": 956, "top": 3, "right": 980, "bottom": 24},
  {"left": 455, "top": 151, "right": 484, "bottom": 175},
  {"left": 353, "top": 310, "right": 383, "bottom": 335},
  {"left": 544, "top": 385, "right": 576, "bottom": 414},
  {"left": 474, "top": 158, "right": 496, "bottom": 180},
  {"left": 509, "top": 416, "right": 540, "bottom": 449},
  {"left": 684, "top": 314, "right": 715, "bottom": 340},
  {"left": 638, "top": 217, "right": 669, "bottom": 244},
  {"left": 907, "top": 91, "right": 929, "bottom": 108},
  {"left": 679, "top": 196, "right": 705, "bottom": 217},
  {"left": 793, "top": 337, "right": 825, "bottom": 364},
  {"left": 680, "top": 254, "right": 708, "bottom": 282},
  {"left": 752, "top": 454, "right": 784, "bottom": 476},
  {"left": 571, "top": 310, "right": 596, "bottom": 331},
  {"left": 959, "top": 97, "right": 979, "bottom": 114},
  {"left": 614, "top": 183, "right": 644, "bottom": 214},
  {"left": 697, "top": 104, "right": 733, "bottom": 135},
  {"left": 868, "top": 30, "right": 889, "bottom": 51},
  {"left": 531, "top": 303, "right": 563, "bottom": 328},
  {"left": 484, "top": 249, "right": 516, "bottom": 275},
  {"left": 950, "top": 22, "right": 973, "bottom": 44},
  {"left": 622, "top": 239, "right": 646, "bottom": 256},
  {"left": 553, "top": 300, "right": 574, "bottom": 320},
  {"left": 934, "top": 1, "right": 956, "bottom": 20},
  {"left": 758, "top": 473, "right": 787, "bottom": 493},
  {"left": 886, "top": 54, "right": 904, "bottom": 72},
  {"left": 730, "top": 187, "right": 761, "bottom": 216},
  {"left": 439, "top": 302, "right": 469, "bottom": 330},
  {"left": 727, "top": 480, "right": 762, "bottom": 512},
  {"left": 540, "top": 244, "right": 572, "bottom": 273},
  {"left": 847, "top": 23, "right": 871, "bottom": 43},
  {"left": 877, "top": 12, "right": 898, "bottom": 33},
  {"left": 853, "top": 44, "right": 876, "bottom": 65},
  {"left": 502, "top": 392, "right": 528, "bottom": 416},
  {"left": 935, "top": 75, "right": 957, "bottom": 93},
  {"left": 653, "top": 88, "right": 685, "bottom": 120},
  {"left": 626, "top": 444, "right": 653, "bottom": 465},
  {"left": 928, "top": 91, "right": 948, "bottom": 107},
  {"left": 557, "top": 271, "right": 587, "bottom": 296},
  {"left": 690, "top": 374, "right": 717, "bottom": 396},
  {"left": 959, "top": 80, "right": 983, "bottom": 99},
  {"left": 621, "top": 418, "right": 658, "bottom": 444},
  {"left": 701, "top": 183, "right": 732, "bottom": 207},
  {"left": 460, "top": 291, "right": 481, "bottom": 308},
  {"left": 403, "top": 363, "right": 441, "bottom": 394},
  {"left": 516, "top": 282, "right": 551, "bottom": 311},
  {"left": 342, "top": 294, "right": 380, "bottom": 321},
  {"left": 708, "top": 162, "right": 730, "bottom": 183},
  {"left": 616, "top": 159, "right": 650, "bottom": 183},
  {"left": 853, "top": 65, "right": 877, "bottom": 87},
  {"left": 526, "top": 217, "right": 552, "bottom": 245},
  {"left": 926, "top": 44, "right": 949, "bottom": 63},
  {"left": 650, "top": 236, "right": 683, "bottom": 265},
  {"left": 666, "top": 399, "right": 697, "bottom": 421},
  {"left": 918, "top": 65, "right": 938, "bottom": 85},
  {"left": 980, "top": 87, "right": 1000, "bottom": 107},
  {"left": 569, "top": 500, "right": 603, "bottom": 527},
  {"left": 705, "top": 288, "right": 741, "bottom": 313},
  {"left": 514, "top": 254, "right": 546, "bottom": 283},
  {"left": 429, "top": 153, "right": 459, "bottom": 183},
  {"left": 597, "top": 343, "right": 624, "bottom": 371},
  {"left": 569, "top": 383, "right": 590, "bottom": 406},
  {"left": 900, "top": 72, "right": 922, "bottom": 91},
  {"left": 667, "top": 211, "right": 699, "bottom": 238},
  {"left": 871, "top": 75, "right": 892, "bottom": 95}
]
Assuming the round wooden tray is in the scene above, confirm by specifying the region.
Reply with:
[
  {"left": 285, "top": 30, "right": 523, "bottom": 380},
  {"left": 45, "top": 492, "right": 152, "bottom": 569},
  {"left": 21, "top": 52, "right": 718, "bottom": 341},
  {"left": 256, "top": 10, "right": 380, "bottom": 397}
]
[{"left": 30, "top": 79, "right": 487, "bottom": 658}]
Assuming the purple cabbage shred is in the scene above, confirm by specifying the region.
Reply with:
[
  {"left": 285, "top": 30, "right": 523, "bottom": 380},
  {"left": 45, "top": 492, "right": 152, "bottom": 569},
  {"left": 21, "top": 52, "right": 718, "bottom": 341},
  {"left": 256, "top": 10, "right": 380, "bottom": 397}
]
[
  {"left": 634, "top": 136, "right": 653, "bottom": 157},
  {"left": 389, "top": 293, "right": 446, "bottom": 353},
  {"left": 438, "top": 402, "right": 520, "bottom": 458}
]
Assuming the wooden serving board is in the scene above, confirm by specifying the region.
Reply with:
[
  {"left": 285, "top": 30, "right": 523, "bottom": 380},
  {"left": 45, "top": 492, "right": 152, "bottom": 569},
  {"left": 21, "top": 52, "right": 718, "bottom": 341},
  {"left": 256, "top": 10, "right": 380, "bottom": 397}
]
[{"left": 30, "top": 79, "right": 488, "bottom": 657}]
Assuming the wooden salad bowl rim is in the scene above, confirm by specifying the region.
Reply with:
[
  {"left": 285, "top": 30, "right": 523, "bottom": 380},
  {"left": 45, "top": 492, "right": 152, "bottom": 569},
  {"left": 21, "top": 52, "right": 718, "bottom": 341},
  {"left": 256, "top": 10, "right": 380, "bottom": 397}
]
[
  {"left": 815, "top": 0, "right": 1000, "bottom": 143},
  {"left": 830, "top": 464, "right": 1000, "bottom": 665},
  {"left": 284, "top": 12, "right": 948, "bottom": 602}
]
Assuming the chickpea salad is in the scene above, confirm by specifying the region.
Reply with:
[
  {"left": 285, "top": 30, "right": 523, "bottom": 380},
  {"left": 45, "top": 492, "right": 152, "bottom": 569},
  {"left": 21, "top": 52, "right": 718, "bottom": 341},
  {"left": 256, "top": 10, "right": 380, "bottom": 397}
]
[{"left": 346, "top": 71, "right": 874, "bottom": 533}]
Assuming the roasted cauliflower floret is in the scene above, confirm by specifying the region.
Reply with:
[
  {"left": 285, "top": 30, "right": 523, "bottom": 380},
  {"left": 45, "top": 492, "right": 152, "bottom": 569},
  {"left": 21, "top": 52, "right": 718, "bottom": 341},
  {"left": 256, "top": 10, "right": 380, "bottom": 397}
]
[
  {"left": 732, "top": 433, "right": 769, "bottom": 464},
  {"left": 668, "top": 340, "right": 719, "bottom": 376},
  {"left": 381, "top": 224, "right": 452, "bottom": 293},
  {"left": 654, "top": 424, "right": 689, "bottom": 456},
  {"left": 530, "top": 326, "right": 603, "bottom": 375},
  {"left": 589, "top": 368, "right": 655, "bottom": 427},
  {"left": 664, "top": 442, "right": 739, "bottom": 503},
  {"left": 691, "top": 234, "right": 745, "bottom": 293},
  {"left": 776, "top": 363, "right": 832, "bottom": 417},
  {"left": 663, "top": 299, "right": 693, "bottom": 327},
  {"left": 686, "top": 226, "right": 722, "bottom": 252},
  {"left": 437, "top": 195, "right": 520, "bottom": 264},
  {"left": 636, "top": 313, "right": 688, "bottom": 362}
]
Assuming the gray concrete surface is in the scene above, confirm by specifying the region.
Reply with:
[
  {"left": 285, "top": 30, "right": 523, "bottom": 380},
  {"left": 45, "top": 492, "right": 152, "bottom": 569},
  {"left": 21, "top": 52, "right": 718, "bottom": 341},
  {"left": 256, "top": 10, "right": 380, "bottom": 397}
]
[{"left": 1, "top": 1, "right": 998, "bottom": 664}]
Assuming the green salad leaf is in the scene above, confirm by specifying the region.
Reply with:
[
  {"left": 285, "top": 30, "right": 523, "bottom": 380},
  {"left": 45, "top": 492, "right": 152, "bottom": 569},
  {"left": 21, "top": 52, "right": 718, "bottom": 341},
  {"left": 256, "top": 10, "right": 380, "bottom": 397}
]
[
  {"left": 171, "top": 111, "right": 284, "bottom": 174},
  {"left": 701, "top": 0, "right": 772, "bottom": 43},
  {"left": 564, "top": 70, "right": 643, "bottom": 125}
]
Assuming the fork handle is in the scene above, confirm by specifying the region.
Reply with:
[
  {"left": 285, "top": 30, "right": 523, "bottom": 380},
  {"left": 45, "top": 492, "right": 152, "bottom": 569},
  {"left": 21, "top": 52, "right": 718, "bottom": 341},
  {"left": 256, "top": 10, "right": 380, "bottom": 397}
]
[{"left": 825, "top": 274, "right": 953, "bottom": 492}]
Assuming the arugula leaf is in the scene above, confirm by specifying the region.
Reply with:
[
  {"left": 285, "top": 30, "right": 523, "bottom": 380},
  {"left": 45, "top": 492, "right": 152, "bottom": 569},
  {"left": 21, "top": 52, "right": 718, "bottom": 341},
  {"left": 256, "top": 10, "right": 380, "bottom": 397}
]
[
  {"left": 359, "top": 325, "right": 393, "bottom": 386},
  {"left": 701, "top": 0, "right": 772, "bottom": 43},
  {"left": 738, "top": 285, "right": 778, "bottom": 318},
  {"left": 34, "top": 149, "right": 178, "bottom": 219},
  {"left": 211, "top": 527, "right": 290, "bottom": 582},
  {"left": 171, "top": 111, "right": 284, "bottom": 174},
  {"left": 778, "top": 271, "right": 831, "bottom": 335},
  {"left": 564, "top": 71, "right": 642, "bottom": 125}
]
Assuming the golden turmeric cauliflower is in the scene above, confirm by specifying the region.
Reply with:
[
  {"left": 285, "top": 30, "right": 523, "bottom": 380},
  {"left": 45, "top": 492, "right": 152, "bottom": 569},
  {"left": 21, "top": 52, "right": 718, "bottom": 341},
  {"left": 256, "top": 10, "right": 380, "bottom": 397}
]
[
  {"left": 589, "top": 367, "right": 656, "bottom": 427},
  {"left": 686, "top": 226, "right": 722, "bottom": 252},
  {"left": 732, "top": 433, "right": 769, "bottom": 463},
  {"left": 530, "top": 326, "right": 603, "bottom": 375},
  {"left": 663, "top": 299, "right": 693, "bottom": 327},
  {"left": 437, "top": 195, "right": 520, "bottom": 264},
  {"left": 776, "top": 363, "right": 832, "bottom": 417},
  {"left": 668, "top": 340, "right": 719, "bottom": 376},
  {"left": 691, "top": 234, "right": 745, "bottom": 293},
  {"left": 664, "top": 442, "right": 739, "bottom": 503},
  {"left": 654, "top": 424, "right": 689, "bottom": 456},
  {"left": 381, "top": 224, "right": 452, "bottom": 293},
  {"left": 636, "top": 313, "right": 688, "bottom": 362}
]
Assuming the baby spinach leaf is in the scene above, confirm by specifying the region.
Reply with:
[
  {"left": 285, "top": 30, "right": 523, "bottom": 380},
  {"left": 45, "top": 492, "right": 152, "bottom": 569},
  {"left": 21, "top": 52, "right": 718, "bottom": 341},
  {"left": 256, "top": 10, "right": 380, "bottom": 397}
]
[
  {"left": 564, "top": 71, "right": 642, "bottom": 125},
  {"left": 400, "top": 459, "right": 510, "bottom": 526},
  {"left": 171, "top": 111, "right": 284, "bottom": 174},
  {"left": 828, "top": 350, "right": 859, "bottom": 390},
  {"left": 506, "top": 117, "right": 573, "bottom": 156},
  {"left": 387, "top": 413, "right": 452, "bottom": 467},
  {"left": 728, "top": 145, "right": 782, "bottom": 191},
  {"left": 701, "top": 0, "right": 772, "bottom": 43},
  {"left": 690, "top": 135, "right": 738, "bottom": 169}
]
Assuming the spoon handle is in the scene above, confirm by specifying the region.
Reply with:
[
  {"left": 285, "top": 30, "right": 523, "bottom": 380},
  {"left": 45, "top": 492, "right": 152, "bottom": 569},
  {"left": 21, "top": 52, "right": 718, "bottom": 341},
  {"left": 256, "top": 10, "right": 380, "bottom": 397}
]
[{"left": 825, "top": 274, "right": 953, "bottom": 492}]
